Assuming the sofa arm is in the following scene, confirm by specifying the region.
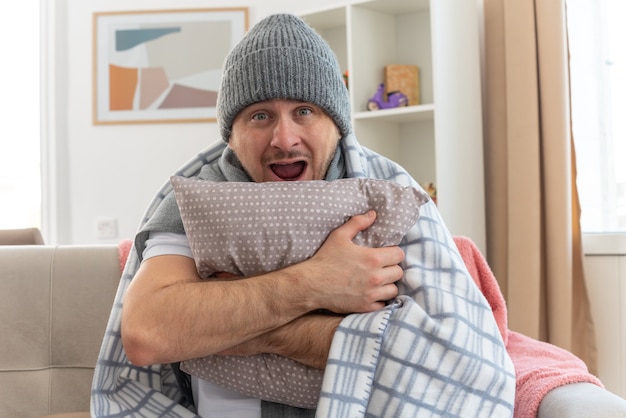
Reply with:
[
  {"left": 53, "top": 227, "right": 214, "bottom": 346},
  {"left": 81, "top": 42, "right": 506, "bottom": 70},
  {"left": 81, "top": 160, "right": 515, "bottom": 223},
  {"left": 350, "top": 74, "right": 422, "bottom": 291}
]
[
  {"left": 0, "top": 227, "right": 44, "bottom": 244},
  {"left": 538, "top": 383, "right": 626, "bottom": 417}
]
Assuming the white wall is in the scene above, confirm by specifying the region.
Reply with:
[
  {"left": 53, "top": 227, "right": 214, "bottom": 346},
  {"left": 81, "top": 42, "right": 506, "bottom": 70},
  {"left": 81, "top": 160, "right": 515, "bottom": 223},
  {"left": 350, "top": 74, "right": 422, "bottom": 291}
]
[
  {"left": 583, "top": 235, "right": 626, "bottom": 398},
  {"left": 45, "top": 0, "right": 341, "bottom": 244}
]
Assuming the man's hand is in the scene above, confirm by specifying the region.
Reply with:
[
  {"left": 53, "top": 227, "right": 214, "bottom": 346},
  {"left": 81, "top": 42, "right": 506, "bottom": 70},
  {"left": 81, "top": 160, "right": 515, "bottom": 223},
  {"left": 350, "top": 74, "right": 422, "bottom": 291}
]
[{"left": 290, "top": 210, "right": 405, "bottom": 314}]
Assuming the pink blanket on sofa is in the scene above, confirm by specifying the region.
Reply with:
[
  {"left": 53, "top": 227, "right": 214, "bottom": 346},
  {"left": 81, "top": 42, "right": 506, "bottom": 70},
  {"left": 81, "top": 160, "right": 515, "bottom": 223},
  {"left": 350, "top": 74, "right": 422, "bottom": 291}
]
[{"left": 453, "top": 235, "right": 602, "bottom": 418}]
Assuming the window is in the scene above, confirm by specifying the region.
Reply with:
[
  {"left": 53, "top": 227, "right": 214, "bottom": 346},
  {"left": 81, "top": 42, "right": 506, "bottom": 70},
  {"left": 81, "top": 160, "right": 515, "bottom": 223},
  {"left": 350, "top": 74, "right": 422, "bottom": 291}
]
[
  {"left": 0, "top": 2, "right": 41, "bottom": 230},
  {"left": 567, "top": 0, "right": 626, "bottom": 232}
]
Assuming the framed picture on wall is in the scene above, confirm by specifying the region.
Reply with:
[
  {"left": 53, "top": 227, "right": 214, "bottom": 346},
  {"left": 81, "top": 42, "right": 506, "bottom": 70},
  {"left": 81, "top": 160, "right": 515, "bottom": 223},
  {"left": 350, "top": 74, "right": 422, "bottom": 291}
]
[{"left": 93, "top": 8, "right": 248, "bottom": 125}]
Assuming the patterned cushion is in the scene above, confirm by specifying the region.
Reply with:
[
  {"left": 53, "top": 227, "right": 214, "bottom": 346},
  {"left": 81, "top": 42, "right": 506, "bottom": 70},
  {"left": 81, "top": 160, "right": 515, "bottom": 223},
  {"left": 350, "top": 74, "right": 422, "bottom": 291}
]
[{"left": 170, "top": 176, "right": 428, "bottom": 407}]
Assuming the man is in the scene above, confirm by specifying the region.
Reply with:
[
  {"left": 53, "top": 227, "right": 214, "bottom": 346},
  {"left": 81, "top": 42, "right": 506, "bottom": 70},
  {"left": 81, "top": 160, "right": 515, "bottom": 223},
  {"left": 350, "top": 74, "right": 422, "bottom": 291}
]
[{"left": 92, "top": 13, "right": 515, "bottom": 417}]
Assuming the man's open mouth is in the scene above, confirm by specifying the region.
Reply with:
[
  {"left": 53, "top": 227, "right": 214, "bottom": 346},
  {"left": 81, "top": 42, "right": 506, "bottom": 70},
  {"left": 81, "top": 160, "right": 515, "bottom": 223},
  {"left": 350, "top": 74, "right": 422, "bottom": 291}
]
[{"left": 270, "top": 161, "right": 307, "bottom": 180}]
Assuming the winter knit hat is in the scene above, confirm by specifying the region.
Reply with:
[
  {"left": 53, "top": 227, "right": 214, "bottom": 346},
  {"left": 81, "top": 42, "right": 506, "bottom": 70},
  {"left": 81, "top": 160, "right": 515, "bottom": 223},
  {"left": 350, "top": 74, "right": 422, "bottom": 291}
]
[{"left": 217, "top": 13, "right": 352, "bottom": 142}]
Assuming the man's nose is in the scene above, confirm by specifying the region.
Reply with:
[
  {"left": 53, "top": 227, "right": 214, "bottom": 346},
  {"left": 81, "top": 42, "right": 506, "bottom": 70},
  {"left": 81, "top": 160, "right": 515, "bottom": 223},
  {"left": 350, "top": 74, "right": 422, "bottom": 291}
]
[{"left": 270, "top": 117, "right": 301, "bottom": 149}]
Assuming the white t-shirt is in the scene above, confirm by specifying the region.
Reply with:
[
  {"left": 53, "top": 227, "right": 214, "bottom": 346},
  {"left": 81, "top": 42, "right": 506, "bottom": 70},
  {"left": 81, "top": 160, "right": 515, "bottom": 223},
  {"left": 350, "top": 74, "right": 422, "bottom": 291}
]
[{"left": 142, "top": 231, "right": 261, "bottom": 418}]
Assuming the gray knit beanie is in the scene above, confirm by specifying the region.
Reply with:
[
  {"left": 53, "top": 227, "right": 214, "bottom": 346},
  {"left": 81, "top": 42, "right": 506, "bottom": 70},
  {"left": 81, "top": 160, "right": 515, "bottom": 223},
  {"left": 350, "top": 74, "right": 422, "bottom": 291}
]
[{"left": 217, "top": 13, "right": 352, "bottom": 142}]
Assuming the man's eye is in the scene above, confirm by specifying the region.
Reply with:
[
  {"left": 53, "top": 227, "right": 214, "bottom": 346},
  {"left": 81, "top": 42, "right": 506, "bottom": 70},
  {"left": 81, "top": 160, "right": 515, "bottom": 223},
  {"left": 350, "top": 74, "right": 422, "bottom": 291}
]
[
  {"left": 296, "top": 108, "right": 312, "bottom": 116},
  {"left": 252, "top": 112, "right": 268, "bottom": 121}
]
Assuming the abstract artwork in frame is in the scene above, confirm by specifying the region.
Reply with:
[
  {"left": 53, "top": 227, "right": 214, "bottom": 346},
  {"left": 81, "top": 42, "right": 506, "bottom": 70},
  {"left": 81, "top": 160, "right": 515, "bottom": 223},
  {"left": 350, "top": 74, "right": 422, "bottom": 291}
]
[{"left": 93, "top": 8, "right": 248, "bottom": 124}]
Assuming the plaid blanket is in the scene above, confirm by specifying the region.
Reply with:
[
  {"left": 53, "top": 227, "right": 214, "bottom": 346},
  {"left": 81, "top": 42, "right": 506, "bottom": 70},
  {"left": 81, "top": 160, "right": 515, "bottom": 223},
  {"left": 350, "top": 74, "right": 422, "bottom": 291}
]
[{"left": 92, "top": 133, "right": 515, "bottom": 417}]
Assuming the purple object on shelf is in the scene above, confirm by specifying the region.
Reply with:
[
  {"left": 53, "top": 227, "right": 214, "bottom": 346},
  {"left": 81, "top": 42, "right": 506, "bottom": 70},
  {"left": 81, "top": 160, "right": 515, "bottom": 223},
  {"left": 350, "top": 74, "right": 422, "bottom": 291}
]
[{"left": 367, "top": 83, "right": 409, "bottom": 110}]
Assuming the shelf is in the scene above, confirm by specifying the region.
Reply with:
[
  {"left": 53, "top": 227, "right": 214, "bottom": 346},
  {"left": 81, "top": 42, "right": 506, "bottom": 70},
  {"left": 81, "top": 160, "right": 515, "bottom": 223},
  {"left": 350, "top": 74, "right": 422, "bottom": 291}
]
[
  {"left": 299, "top": 6, "right": 346, "bottom": 30},
  {"left": 353, "top": 104, "right": 434, "bottom": 123},
  {"left": 298, "top": 0, "right": 486, "bottom": 252},
  {"left": 353, "top": 0, "right": 429, "bottom": 15}
]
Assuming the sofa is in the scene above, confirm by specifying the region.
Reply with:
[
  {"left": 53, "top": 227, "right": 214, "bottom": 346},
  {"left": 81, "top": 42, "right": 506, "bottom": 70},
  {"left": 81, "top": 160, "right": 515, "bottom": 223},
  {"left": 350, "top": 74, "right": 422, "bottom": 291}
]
[
  {"left": 2, "top": 242, "right": 626, "bottom": 417},
  {"left": 0, "top": 244, "right": 120, "bottom": 418}
]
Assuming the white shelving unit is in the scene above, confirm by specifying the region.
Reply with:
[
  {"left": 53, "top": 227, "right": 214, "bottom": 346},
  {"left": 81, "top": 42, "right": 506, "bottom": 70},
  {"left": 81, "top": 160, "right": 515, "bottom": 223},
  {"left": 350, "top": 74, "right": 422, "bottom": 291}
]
[{"left": 300, "top": 0, "right": 486, "bottom": 252}]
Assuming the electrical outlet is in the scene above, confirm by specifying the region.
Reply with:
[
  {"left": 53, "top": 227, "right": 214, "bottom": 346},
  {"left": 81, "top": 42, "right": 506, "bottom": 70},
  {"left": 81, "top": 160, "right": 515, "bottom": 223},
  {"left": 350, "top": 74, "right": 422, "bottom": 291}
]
[{"left": 96, "top": 218, "right": 118, "bottom": 239}]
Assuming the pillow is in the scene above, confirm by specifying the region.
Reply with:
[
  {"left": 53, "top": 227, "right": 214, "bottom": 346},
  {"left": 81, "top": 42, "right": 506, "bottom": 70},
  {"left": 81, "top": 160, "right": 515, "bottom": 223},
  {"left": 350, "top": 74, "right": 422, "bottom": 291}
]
[{"left": 170, "top": 176, "right": 428, "bottom": 408}]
